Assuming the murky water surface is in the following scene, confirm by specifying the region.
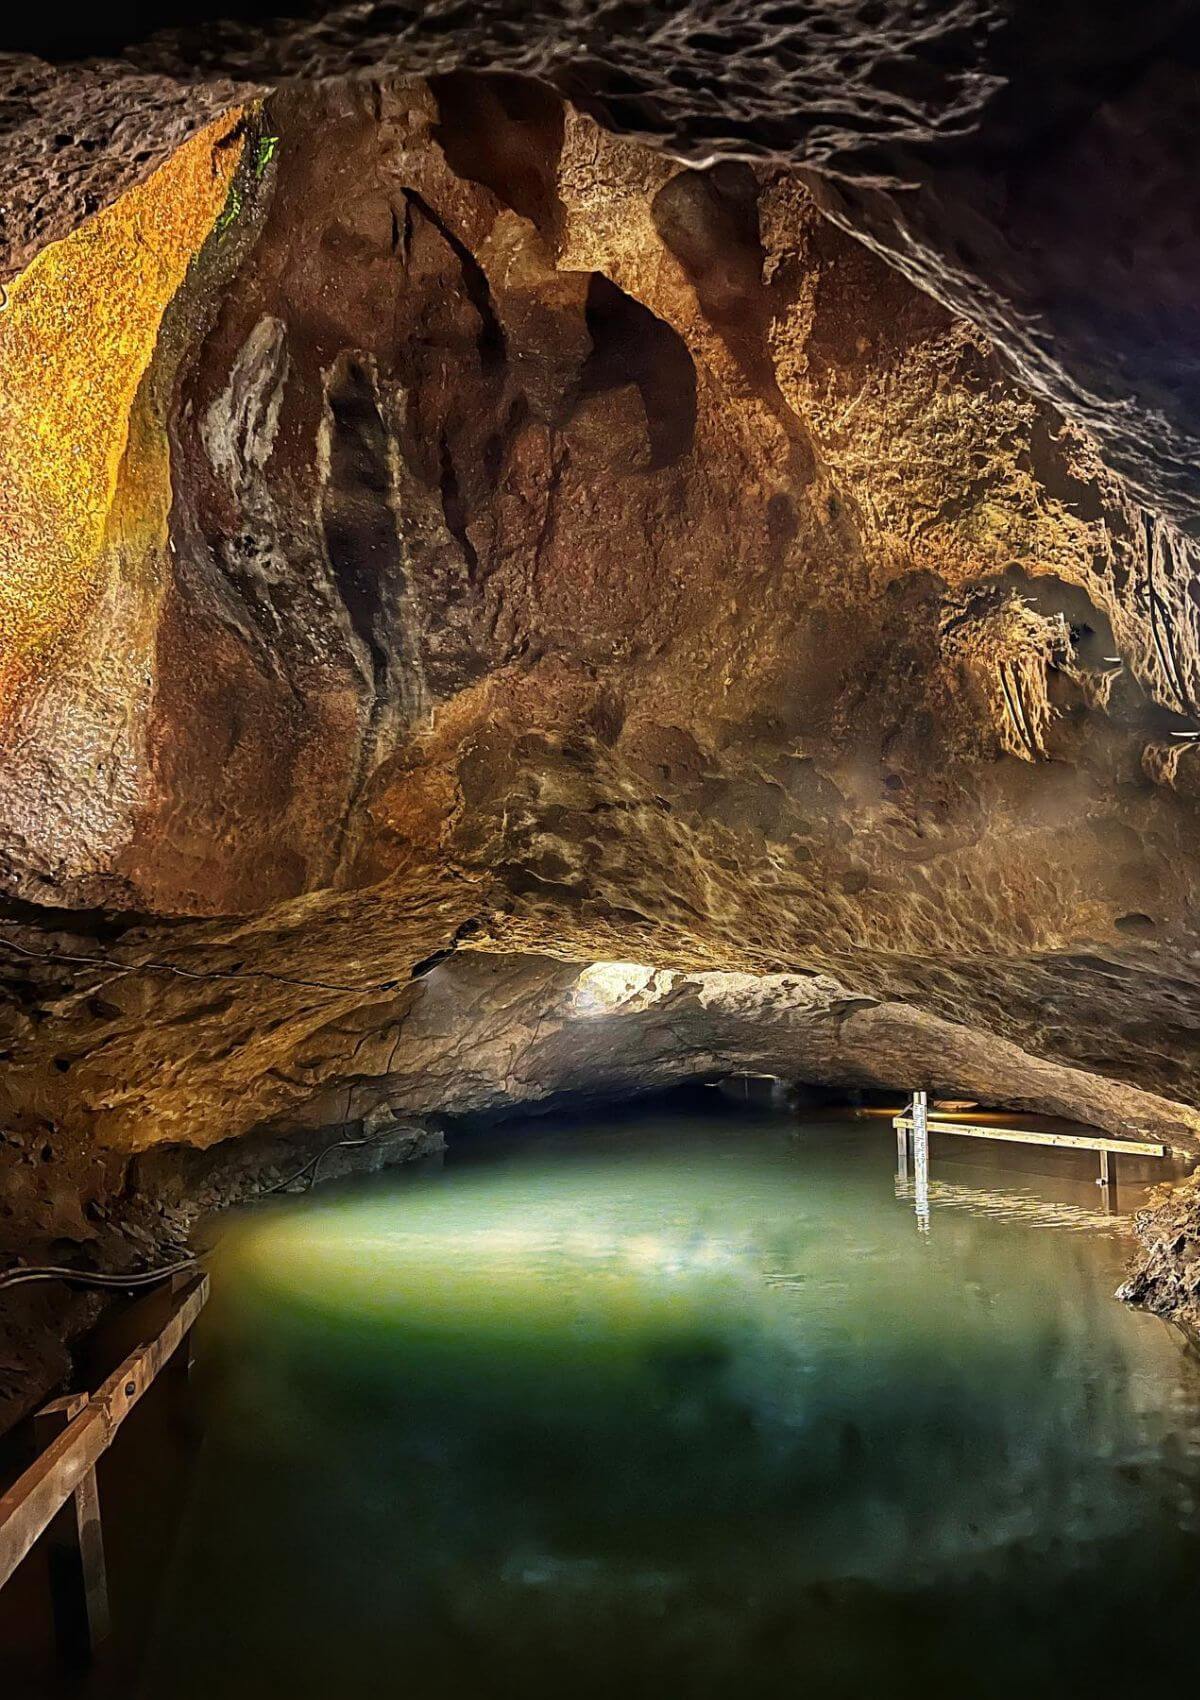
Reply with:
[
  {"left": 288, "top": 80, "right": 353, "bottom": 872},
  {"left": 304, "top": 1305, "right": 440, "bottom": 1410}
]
[{"left": 140, "top": 1112, "right": 1200, "bottom": 1699}]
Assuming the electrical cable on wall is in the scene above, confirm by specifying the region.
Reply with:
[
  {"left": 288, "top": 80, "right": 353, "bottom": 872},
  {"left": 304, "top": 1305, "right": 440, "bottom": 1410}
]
[{"left": 0, "top": 1256, "right": 197, "bottom": 1291}]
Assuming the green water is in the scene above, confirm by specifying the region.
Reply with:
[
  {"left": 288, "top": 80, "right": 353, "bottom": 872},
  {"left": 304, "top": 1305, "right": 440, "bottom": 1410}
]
[{"left": 139, "top": 1111, "right": 1200, "bottom": 1699}]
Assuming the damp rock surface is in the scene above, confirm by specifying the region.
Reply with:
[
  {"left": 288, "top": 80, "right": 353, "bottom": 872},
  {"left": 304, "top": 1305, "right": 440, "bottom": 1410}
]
[
  {"left": 3, "top": 80, "right": 1200, "bottom": 1159},
  {"left": 5, "top": 3, "right": 1200, "bottom": 534},
  {"left": 1, "top": 51, "right": 1200, "bottom": 1386},
  {"left": 1120, "top": 1174, "right": 1200, "bottom": 1340}
]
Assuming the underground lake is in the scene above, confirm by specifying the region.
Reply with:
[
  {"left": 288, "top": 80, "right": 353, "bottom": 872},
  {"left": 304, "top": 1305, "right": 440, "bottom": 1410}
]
[{"left": 21, "top": 1103, "right": 1192, "bottom": 1700}]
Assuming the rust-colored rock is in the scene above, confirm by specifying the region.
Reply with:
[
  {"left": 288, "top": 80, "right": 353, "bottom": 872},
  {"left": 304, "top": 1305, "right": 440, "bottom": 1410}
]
[
  {"left": 4, "top": 76, "right": 1200, "bottom": 1137},
  {"left": 1, "top": 67, "right": 1200, "bottom": 1410},
  {"left": 6, "top": 4, "right": 1200, "bottom": 540}
]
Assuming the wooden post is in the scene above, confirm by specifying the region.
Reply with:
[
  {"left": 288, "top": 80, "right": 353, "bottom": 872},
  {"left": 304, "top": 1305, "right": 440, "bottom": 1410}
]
[
  {"left": 168, "top": 1275, "right": 199, "bottom": 1443},
  {"left": 1, "top": 1273, "right": 208, "bottom": 1602},
  {"left": 32, "top": 1394, "right": 110, "bottom": 1670}
]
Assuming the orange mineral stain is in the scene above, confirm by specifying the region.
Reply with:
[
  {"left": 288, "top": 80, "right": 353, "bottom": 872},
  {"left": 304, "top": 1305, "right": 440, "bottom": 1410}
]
[{"left": 0, "top": 112, "right": 246, "bottom": 713}]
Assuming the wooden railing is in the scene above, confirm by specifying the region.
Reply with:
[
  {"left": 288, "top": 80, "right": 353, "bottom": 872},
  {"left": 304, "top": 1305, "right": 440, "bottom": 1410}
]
[
  {"left": 891, "top": 1113, "right": 1167, "bottom": 1159},
  {"left": 0, "top": 1270, "right": 208, "bottom": 1666},
  {"left": 892, "top": 1104, "right": 1166, "bottom": 1196}
]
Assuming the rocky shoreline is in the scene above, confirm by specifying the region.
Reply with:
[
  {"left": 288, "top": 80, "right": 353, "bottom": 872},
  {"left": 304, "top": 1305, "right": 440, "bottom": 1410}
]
[{"left": 1119, "top": 1175, "right": 1200, "bottom": 1345}]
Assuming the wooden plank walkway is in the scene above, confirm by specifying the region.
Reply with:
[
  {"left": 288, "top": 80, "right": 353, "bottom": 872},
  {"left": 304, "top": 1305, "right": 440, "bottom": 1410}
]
[{"left": 0, "top": 1270, "right": 207, "bottom": 1661}]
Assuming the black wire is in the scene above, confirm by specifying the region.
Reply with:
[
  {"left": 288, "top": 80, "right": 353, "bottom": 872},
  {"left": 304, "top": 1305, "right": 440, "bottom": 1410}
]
[
  {"left": 260, "top": 1137, "right": 375, "bottom": 1195},
  {"left": 1, "top": 1137, "right": 401, "bottom": 1291}
]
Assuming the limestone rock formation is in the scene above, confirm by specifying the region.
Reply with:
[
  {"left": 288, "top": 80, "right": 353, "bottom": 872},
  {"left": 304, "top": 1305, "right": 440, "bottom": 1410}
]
[
  {"left": 5, "top": 76, "right": 1200, "bottom": 1140},
  {"left": 2, "top": 37, "right": 1200, "bottom": 1400},
  {"left": 209, "top": 954, "right": 1200, "bottom": 1154},
  {"left": 1119, "top": 1184, "right": 1200, "bottom": 1345},
  {"left": 5, "top": 3, "right": 1200, "bottom": 536},
  {"left": 8, "top": 945, "right": 1200, "bottom": 1431}
]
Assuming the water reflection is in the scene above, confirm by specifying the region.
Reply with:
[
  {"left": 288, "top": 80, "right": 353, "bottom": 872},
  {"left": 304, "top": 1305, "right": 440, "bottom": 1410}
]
[
  {"left": 896, "top": 1173, "right": 1139, "bottom": 1234},
  {"left": 139, "top": 1114, "right": 1200, "bottom": 1700}
]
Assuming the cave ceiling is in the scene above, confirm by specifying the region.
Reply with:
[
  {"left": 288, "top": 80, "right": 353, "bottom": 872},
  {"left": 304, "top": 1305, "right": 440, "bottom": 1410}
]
[
  {"left": 2, "top": 10, "right": 1200, "bottom": 1179},
  {"left": 6, "top": 2, "right": 1200, "bottom": 531}
]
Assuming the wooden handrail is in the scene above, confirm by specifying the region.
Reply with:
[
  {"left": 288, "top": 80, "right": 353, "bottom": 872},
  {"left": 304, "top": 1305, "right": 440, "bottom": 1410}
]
[
  {"left": 0, "top": 1270, "right": 208, "bottom": 1595},
  {"left": 892, "top": 1115, "right": 1166, "bottom": 1159}
]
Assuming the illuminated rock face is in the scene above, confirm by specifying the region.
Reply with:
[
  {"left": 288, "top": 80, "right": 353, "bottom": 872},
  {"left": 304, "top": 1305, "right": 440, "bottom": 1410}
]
[
  {"left": 209, "top": 955, "right": 1200, "bottom": 1158},
  {"left": 0, "top": 114, "right": 247, "bottom": 896},
  {"left": 6, "top": 3, "right": 1200, "bottom": 539},
  {"left": 3, "top": 70, "right": 1200, "bottom": 1384},
  {"left": 0, "top": 113, "right": 238, "bottom": 702},
  {"left": 4, "top": 76, "right": 1200, "bottom": 1136}
]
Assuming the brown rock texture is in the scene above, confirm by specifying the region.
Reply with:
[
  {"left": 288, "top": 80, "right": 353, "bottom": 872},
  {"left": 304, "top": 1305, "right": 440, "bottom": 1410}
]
[
  {"left": 232, "top": 954, "right": 1200, "bottom": 1153},
  {"left": 5, "top": 76, "right": 1200, "bottom": 1127},
  {"left": 4, "top": 3, "right": 1200, "bottom": 538},
  {"left": 1119, "top": 1172, "right": 1200, "bottom": 1342},
  {"left": 1, "top": 64, "right": 1200, "bottom": 1398}
]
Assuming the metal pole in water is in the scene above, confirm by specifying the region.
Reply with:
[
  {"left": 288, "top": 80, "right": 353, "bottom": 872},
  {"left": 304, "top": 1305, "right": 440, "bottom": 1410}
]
[
  {"left": 896, "top": 1117, "right": 910, "bottom": 1185},
  {"left": 912, "top": 1090, "right": 930, "bottom": 1234}
]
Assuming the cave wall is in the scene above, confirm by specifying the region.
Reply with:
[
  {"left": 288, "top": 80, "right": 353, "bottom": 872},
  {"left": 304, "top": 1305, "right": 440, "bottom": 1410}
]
[
  {"left": 8, "top": 939, "right": 1199, "bottom": 1436},
  {"left": 210, "top": 954, "right": 1200, "bottom": 1154},
  {"left": 0, "top": 21, "right": 1197, "bottom": 1388},
  {"left": 2, "top": 76, "right": 1200, "bottom": 1182}
]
